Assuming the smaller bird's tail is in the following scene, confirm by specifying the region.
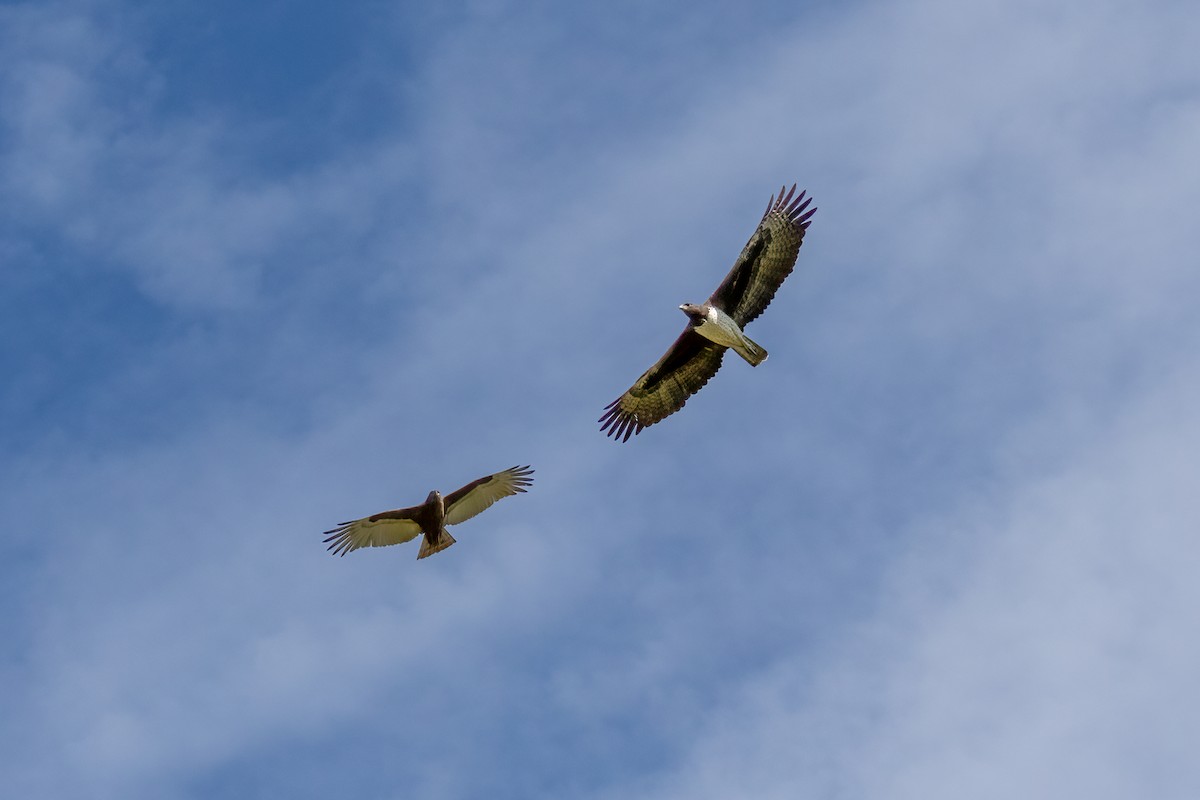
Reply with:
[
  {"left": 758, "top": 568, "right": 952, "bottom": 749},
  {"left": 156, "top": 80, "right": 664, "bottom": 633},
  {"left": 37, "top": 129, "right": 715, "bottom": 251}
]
[
  {"left": 732, "top": 334, "right": 768, "bottom": 367},
  {"left": 417, "top": 529, "right": 456, "bottom": 560}
]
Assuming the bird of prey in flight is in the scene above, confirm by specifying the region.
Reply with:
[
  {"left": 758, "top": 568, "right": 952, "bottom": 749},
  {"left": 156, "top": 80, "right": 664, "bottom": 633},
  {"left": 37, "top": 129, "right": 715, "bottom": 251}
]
[
  {"left": 599, "top": 184, "right": 816, "bottom": 441},
  {"left": 323, "top": 466, "right": 534, "bottom": 559}
]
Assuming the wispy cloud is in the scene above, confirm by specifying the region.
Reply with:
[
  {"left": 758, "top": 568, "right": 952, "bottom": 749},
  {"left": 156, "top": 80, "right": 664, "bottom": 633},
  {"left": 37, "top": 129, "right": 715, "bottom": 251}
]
[
  {"left": 2, "top": 0, "right": 1198, "bottom": 797},
  {"left": 615, "top": 355, "right": 1200, "bottom": 800},
  {"left": 0, "top": 2, "right": 416, "bottom": 311}
]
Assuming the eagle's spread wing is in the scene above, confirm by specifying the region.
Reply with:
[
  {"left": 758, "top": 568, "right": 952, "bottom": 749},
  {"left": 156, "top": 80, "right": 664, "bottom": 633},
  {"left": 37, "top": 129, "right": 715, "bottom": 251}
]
[
  {"left": 443, "top": 465, "right": 534, "bottom": 526},
  {"left": 599, "top": 329, "right": 727, "bottom": 441},
  {"left": 708, "top": 184, "right": 816, "bottom": 327},
  {"left": 322, "top": 507, "right": 424, "bottom": 557}
]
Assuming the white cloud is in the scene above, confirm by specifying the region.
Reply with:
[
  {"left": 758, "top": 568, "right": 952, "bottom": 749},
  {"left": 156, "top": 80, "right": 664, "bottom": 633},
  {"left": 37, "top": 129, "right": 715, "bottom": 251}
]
[
  {"left": 615, "top": 354, "right": 1200, "bottom": 800},
  {"left": 0, "top": 3, "right": 417, "bottom": 310},
  {"left": 3, "top": 0, "right": 1200, "bottom": 797}
]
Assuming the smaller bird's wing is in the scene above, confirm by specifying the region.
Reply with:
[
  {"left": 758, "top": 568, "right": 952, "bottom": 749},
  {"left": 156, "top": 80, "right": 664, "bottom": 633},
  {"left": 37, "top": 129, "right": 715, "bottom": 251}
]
[
  {"left": 708, "top": 184, "right": 816, "bottom": 327},
  {"left": 443, "top": 465, "right": 534, "bottom": 526},
  {"left": 322, "top": 506, "right": 424, "bottom": 557},
  {"left": 599, "top": 329, "right": 726, "bottom": 441}
]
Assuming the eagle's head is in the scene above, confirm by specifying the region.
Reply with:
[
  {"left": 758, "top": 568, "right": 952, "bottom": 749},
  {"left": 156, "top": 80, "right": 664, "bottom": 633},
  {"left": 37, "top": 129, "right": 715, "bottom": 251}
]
[
  {"left": 426, "top": 489, "right": 442, "bottom": 504},
  {"left": 679, "top": 303, "right": 705, "bottom": 324}
]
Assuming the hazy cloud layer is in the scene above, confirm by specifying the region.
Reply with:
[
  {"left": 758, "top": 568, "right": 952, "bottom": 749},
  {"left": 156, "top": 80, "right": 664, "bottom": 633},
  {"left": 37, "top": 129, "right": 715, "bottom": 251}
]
[{"left": 2, "top": 0, "right": 1198, "bottom": 797}]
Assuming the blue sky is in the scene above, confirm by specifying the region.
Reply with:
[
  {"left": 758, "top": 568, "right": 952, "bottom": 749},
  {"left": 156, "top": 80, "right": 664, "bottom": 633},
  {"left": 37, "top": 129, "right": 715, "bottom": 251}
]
[{"left": 3, "top": 0, "right": 1199, "bottom": 797}]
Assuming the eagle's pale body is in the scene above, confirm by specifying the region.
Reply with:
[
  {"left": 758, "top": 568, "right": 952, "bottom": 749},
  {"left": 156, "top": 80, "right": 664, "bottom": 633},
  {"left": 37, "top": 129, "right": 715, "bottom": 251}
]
[{"left": 681, "top": 303, "right": 767, "bottom": 366}]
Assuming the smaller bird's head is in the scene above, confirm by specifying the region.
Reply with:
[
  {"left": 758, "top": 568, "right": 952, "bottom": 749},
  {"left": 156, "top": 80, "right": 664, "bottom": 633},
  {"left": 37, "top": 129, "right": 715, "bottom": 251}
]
[
  {"left": 679, "top": 303, "right": 705, "bottom": 324},
  {"left": 426, "top": 490, "right": 442, "bottom": 504}
]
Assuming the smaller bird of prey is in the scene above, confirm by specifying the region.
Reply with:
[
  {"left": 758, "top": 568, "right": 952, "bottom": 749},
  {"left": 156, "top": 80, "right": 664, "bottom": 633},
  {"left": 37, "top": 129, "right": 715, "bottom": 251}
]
[
  {"left": 323, "top": 465, "right": 533, "bottom": 560},
  {"left": 599, "top": 184, "right": 816, "bottom": 441}
]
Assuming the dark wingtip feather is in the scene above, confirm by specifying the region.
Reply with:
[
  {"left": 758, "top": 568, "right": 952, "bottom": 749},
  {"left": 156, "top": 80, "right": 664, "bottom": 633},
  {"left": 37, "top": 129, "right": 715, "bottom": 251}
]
[
  {"left": 599, "top": 398, "right": 623, "bottom": 426},
  {"left": 599, "top": 404, "right": 640, "bottom": 442},
  {"left": 762, "top": 183, "right": 798, "bottom": 220},
  {"left": 785, "top": 190, "right": 807, "bottom": 216},
  {"left": 619, "top": 413, "right": 641, "bottom": 442},
  {"left": 770, "top": 185, "right": 815, "bottom": 231},
  {"left": 599, "top": 402, "right": 627, "bottom": 434},
  {"left": 507, "top": 464, "right": 535, "bottom": 488},
  {"left": 765, "top": 183, "right": 815, "bottom": 223},
  {"left": 780, "top": 183, "right": 797, "bottom": 208},
  {"left": 602, "top": 413, "right": 619, "bottom": 437}
]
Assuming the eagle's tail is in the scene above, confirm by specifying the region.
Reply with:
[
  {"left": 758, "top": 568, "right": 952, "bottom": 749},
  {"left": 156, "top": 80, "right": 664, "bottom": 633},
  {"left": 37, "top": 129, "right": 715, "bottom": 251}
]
[
  {"left": 417, "top": 528, "right": 456, "bottom": 560},
  {"left": 732, "top": 334, "right": 768, "bottom": 367}
]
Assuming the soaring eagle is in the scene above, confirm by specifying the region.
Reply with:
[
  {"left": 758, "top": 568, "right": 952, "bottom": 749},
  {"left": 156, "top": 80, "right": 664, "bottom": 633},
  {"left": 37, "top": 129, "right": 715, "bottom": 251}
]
[
  {"left": 323, "top": 466, "right": 533, "bottom": 559},
  {"left": 599, "top": 184, "right": 816, "bottom": 441}
]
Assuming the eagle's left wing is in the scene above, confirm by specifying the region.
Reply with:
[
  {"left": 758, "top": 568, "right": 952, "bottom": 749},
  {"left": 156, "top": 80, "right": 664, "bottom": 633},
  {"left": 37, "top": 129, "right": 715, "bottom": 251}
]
[
  {"left": 599, "top": 328, "right": 727, "bottom": 441},
  {"left": 443, "top": 465, "right": 534, "bottom": 526},
  {"left": 322, "top": 507, "right": 424, "bottom": 557},
  {"left": 708, "top": 184, "right": 816, "bottom": 327}
]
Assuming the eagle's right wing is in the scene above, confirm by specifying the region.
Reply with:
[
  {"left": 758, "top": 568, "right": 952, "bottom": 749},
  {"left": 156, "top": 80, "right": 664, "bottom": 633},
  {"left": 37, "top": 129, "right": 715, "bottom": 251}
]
[
  {"left": 599, "top": 328, "right": 726, "bottom": 441},
  {"left": 708, "top": 185, "right": 815, "bottom": 327},
  {"left": 322, "top": 507, "right": 424, "bottom": 556},
  {"left": 443, "top": 465, "right": 534, "bottom": 526}
]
